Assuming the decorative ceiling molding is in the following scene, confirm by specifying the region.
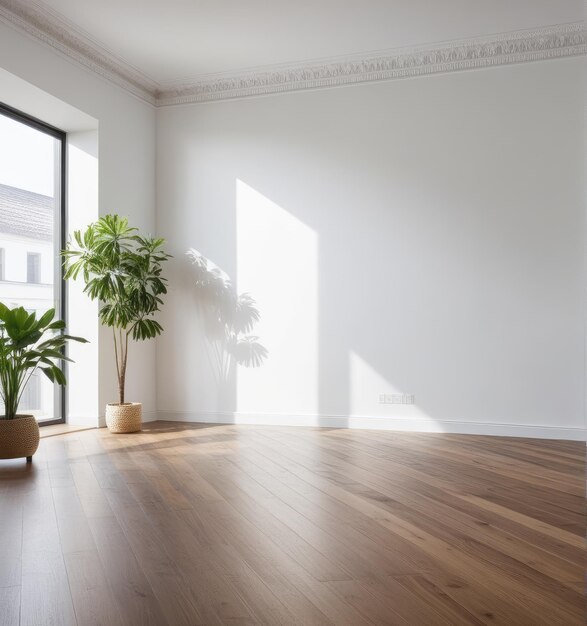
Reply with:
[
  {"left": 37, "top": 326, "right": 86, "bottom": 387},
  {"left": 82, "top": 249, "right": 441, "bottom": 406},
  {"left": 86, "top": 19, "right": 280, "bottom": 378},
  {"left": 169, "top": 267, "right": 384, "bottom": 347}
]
[
  {"left": 0, "top": 2, "right": 584, "bottom": 108},
  {"left": 157, "top": 23, "right": 587, "bottom": 106},
  {"left": 0, "top": 0, "right": 157, "bottom": 104}
]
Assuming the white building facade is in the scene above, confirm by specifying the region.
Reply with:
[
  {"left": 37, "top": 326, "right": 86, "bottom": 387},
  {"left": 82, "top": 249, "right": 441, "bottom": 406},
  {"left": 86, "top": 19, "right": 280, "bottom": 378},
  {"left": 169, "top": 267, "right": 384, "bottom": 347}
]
[{"left": 0, "top": 183, "right": 59, "bottom": 419}]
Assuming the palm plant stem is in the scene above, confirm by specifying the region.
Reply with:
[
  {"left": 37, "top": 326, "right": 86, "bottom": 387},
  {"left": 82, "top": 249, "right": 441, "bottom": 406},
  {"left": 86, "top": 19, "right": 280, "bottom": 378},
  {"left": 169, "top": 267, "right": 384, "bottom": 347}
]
[{"left": 112, "top": 327, "right": 130, "bottom": 405}]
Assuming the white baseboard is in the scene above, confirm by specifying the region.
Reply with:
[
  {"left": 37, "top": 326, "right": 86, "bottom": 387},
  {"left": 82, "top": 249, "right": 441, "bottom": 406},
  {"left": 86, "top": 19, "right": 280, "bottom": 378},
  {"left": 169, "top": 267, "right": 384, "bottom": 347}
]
[
  {"left": 155, "top": 410, "right": 586, "bottom": 441},
  {"left": 142, "top": 411, "right": 159, "bottom": 423}
]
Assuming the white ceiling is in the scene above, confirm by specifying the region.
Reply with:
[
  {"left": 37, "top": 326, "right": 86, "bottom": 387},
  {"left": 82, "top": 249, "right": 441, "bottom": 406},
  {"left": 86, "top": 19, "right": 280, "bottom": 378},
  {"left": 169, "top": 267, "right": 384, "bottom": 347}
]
[{"left": 35, "top": 0, "right": 583, "bottom": 85}]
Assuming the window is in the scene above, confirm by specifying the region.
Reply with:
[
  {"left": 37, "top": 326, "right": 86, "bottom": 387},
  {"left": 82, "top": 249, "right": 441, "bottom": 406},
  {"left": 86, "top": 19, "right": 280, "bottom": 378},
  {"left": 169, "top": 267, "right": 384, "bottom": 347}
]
[
  {"left": 0, "top": 103, "right": 66, "bottom": 424},
  {"left": 19, "top": 372, "right": 41, "bottom": 412},
  {"left": 27, "top": 252, "right": 41, "bottom": 283}
]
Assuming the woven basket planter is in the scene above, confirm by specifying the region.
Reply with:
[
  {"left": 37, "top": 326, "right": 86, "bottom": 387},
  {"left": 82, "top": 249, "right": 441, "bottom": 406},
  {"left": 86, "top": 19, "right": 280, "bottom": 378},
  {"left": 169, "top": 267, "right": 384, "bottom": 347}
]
[
  {"left": 105, "top": 402, "right": 142, "bottom": 434},
  {"left": 0, "top": 415, "right": 40, "bottom": 462}
]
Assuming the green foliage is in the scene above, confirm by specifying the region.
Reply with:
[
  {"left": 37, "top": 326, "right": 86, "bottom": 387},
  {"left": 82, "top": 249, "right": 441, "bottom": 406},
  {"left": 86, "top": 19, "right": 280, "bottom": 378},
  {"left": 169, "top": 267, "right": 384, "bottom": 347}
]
[
  {"left": 62, "top": 215, "right": 170, "bottom": 340},
  {"left": 62, "top": 215, "right": 171, "bottom": 404},
  {"left": 0, "top": 305, "right": 88, "bottom": 420}
]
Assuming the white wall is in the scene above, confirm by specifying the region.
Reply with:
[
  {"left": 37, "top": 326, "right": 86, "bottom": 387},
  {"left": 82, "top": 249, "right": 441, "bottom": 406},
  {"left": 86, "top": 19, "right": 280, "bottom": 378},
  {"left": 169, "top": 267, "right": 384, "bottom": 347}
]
[
  {"left": 0, "top": 19, "right": 583, "bottom": 439},
  {"left": 0, "top": 22, "right": 157, "bottom": 424},
  {"left": 156, "top": 58, "right": 585, "bottom": 439}
]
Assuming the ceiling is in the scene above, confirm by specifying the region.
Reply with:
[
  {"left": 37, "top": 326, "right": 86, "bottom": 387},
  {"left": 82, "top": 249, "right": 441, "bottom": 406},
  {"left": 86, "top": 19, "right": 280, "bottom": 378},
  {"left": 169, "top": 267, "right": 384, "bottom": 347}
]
[
  {"left": 0, "top": 1, "right": 583, "bottom": 105},
  {"left": 30, "top": 0, "right": 583, "bottom": 85}
]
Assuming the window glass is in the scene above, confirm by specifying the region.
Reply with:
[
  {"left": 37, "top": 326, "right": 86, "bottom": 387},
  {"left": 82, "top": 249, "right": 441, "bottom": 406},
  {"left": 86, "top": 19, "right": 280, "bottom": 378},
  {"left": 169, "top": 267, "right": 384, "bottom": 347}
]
[
  {"left": 0, "top": 108, "right": 64, "bottom": 422},
  {"left": 27, "top": 252, "right": 41, "bottom": 283}
]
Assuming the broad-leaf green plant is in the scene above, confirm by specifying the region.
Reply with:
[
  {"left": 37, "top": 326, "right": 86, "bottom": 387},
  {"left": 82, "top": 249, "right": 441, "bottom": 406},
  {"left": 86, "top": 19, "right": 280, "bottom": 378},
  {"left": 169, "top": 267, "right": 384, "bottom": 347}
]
[
  {"left": 0, "top": 305, "right": 87, "bottom": 420},
  {"left": 62, "top": 215, "right": 171, "bottom": 405}
]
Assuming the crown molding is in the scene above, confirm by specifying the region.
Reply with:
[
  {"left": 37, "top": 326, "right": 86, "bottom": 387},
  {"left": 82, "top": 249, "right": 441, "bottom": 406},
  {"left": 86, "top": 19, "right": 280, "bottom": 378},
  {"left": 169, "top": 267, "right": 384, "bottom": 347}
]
[
  {"left": 0, "top": 0, "right": 157, "bottom": 104},
  {"left": 158, "top": 22, "right": 587, "bottom": 106},
  {"left": 0, "top": 2, "right": 584, "bottom": 108}
]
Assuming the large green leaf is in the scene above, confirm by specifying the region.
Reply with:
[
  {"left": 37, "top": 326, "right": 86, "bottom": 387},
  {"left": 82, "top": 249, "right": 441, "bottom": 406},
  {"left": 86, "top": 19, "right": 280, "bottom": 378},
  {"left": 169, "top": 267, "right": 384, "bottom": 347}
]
[{"left": 0, "top": 305, "right": 88, "bottom": 419}]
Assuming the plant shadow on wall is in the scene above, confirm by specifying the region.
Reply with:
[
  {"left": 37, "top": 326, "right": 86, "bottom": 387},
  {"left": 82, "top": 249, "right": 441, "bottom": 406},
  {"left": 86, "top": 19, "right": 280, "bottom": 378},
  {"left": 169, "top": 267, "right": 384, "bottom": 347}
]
[{"left": 187, "top": 249, "right": 267, "bottom": 394}]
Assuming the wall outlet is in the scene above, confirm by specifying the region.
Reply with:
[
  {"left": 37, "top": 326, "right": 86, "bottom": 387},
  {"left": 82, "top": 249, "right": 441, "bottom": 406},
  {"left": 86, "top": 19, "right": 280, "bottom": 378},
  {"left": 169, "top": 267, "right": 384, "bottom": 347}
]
[{"left": 379, "top": 393, "right": 415, "bottom": 405}]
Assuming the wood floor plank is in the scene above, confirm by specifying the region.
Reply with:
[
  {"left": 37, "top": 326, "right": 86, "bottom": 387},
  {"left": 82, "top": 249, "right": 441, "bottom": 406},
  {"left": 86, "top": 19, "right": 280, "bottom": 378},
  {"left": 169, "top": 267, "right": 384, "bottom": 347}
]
[
  {"left": 63, "top": 550, "right": 124, "bottom": 626},
  {"left": 0, "top": 586, "right": 20, "bottom": 626},
  {"left": 19, "top": 475, "right": 77, "bottom": 626},
  {"left": 174, "top": 488, "right": 373, "bottom": 625},
  {"left": 271, "top": 428, "right": 585, "bottom": 525},
  {"left": 325, "top": 579, "right": 409, "bottom": 625},
  {"left": 0, "top": 421, "right": 583, "bottom": 625},
  {"left": 251, "top": 426, "right": 587, "bottom": 623},
  {"left": 0, "top": 487, "right": 23, "bottom": 589},
  {"left": 87, "top": 514, "right": 169, "bottom": 626},
  {"left": 237, "top": 440, "right": 584, "bottom": 603},
  {"left": 266, "top": 446, "right": 583, "bottom": 584},
  {"left": 103, "top": 501, "right": 204, "bottom": 626}
]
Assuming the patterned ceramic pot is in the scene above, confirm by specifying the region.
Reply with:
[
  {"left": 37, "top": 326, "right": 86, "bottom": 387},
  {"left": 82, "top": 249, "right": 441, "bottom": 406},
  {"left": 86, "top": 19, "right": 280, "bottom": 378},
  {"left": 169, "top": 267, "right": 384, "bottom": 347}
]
[
  {"left": 0, "top": 415, "right": 40, "bottom": 462},
  {"left": 105, "top": 402, "right": 142, "bottom": 433}
]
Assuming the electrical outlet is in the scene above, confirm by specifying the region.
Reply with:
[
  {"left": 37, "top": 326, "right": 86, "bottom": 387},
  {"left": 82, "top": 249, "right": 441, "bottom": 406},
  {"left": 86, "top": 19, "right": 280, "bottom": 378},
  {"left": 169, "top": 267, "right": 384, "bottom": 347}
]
[{"left": 379, "top": 393, "right": 415, "bottom": 405}]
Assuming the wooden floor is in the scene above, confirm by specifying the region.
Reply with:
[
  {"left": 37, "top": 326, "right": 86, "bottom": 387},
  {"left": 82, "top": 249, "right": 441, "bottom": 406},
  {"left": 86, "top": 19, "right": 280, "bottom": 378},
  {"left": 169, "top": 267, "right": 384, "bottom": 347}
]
[{"left": 0, "top": 422, "right": 584, "bottom": 625}]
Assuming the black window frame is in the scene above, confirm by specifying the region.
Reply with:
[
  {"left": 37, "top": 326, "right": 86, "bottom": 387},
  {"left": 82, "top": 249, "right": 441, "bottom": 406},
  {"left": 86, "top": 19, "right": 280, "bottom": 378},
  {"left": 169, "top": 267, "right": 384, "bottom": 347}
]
[{"left": 0, "top": 102, "right": 67, "bottom": 426}]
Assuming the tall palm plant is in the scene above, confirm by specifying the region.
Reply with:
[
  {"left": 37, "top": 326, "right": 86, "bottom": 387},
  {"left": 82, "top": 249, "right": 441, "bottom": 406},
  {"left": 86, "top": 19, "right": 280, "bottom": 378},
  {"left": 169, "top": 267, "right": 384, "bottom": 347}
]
[{"left": 62, "top": 215, "right": 171, "bottom": 405}]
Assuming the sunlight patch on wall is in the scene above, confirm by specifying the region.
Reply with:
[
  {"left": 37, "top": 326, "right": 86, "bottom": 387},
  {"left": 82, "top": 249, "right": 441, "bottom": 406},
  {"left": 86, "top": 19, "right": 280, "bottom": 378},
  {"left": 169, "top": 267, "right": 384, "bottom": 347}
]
[
  {"left": 236, "top": 179, "right": 318, "bottom": 416},
  {"left": 67, "top": 134, "right": 99, "bottom": 424}
]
